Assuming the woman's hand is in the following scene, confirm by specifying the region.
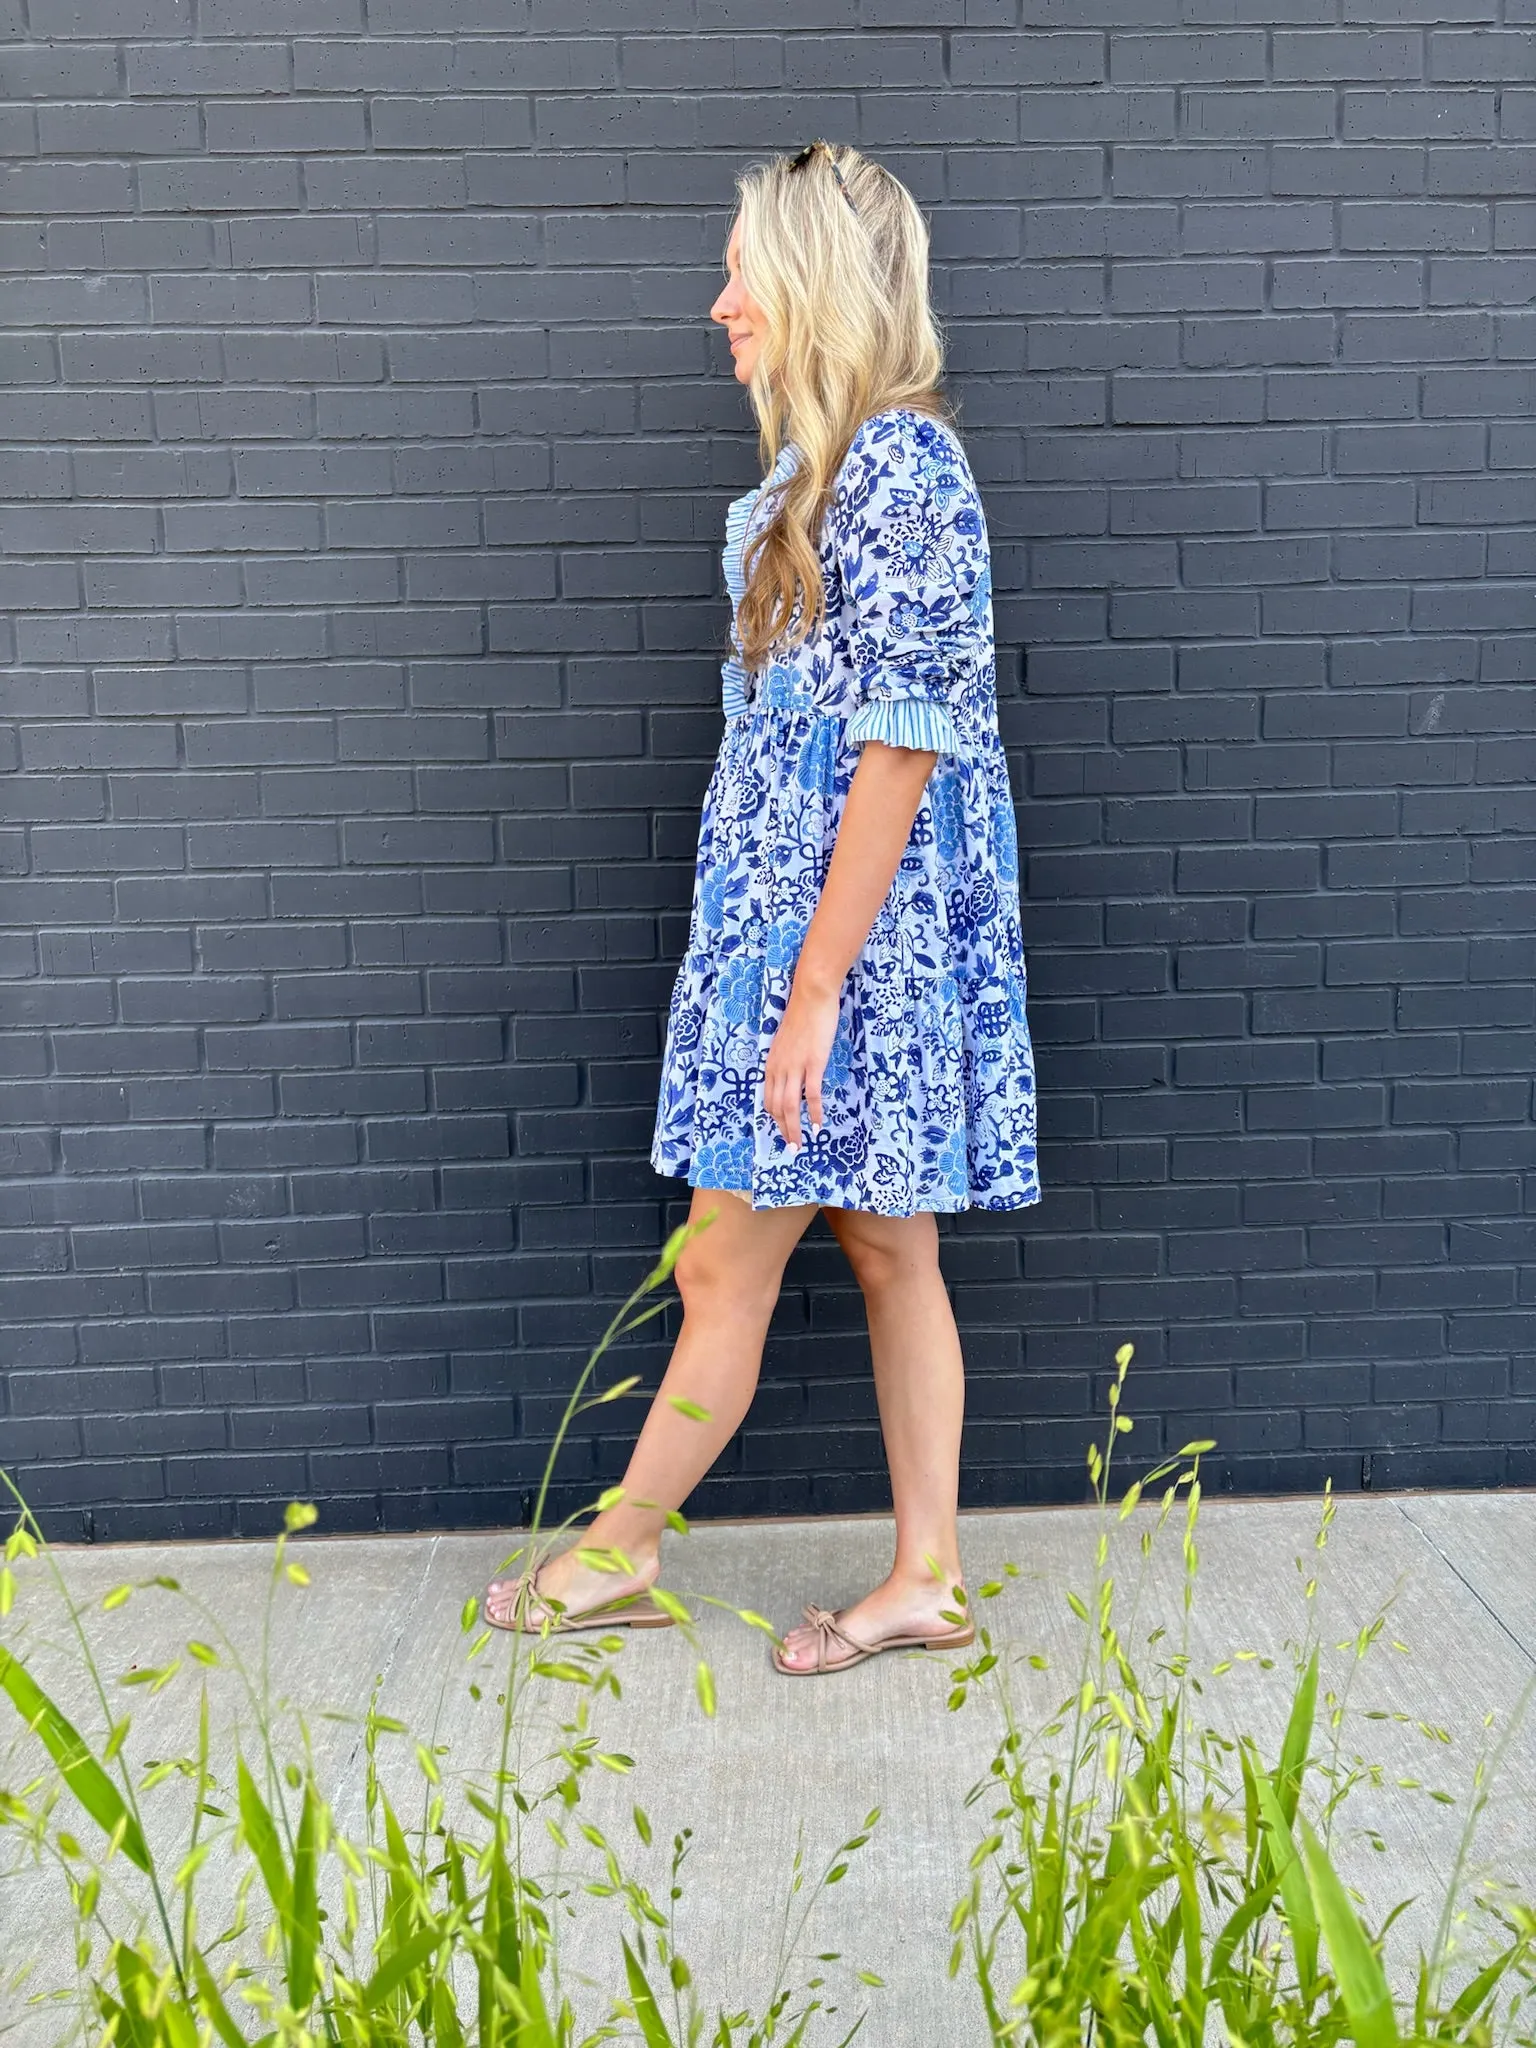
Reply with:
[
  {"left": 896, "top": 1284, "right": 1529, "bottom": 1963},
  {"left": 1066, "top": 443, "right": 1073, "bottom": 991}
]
[
  {"left": 760, "top": 739, "right": 940, "bottom": 1153},
  {"left": 763, "top": 975, "right": 841, "bottom": 1150},
  {"left": 760, "top": 739, "right": 939, "bottom": 1153}
]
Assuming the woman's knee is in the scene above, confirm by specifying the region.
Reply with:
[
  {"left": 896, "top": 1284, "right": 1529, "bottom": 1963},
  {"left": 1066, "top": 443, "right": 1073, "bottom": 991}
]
[
  {"left": 674, "top": 1232, "right": 783, "bottom": 1323},
  {"left": 833, "top": 1211, "right": 940, "bottom": 1295}
]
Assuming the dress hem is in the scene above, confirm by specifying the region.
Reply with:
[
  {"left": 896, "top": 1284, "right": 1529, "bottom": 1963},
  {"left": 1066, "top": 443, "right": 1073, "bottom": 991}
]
[{"left": 649, "top": 1151, "right": 1043, "bottom": 1219}]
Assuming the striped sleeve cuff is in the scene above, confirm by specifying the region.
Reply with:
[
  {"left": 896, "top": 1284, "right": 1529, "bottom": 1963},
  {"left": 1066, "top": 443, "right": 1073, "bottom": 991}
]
[{"left": 847, "top": 693, "right": 961, "bottom": 757}]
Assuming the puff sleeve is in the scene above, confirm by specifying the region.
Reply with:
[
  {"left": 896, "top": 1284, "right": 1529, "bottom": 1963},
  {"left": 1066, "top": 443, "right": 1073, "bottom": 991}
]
[{"left": 834, "top": 410, "right": 988, "bottom": 760}]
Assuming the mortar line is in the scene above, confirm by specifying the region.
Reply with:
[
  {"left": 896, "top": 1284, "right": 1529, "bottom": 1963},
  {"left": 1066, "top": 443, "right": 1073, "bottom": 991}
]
[{"left": 1393, "top": 1499, "right": 1536, "bottom": 1672}]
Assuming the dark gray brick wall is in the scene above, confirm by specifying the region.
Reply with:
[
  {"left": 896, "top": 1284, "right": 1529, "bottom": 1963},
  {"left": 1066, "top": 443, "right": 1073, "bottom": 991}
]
[{"left": 3, "top": 5, "right": 1535, "bottom": 1541}]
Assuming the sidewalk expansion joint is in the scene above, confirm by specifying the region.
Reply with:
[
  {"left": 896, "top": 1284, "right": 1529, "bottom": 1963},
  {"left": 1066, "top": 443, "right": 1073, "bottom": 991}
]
[{"left": 1393, "top": 1500, "right": 1536, "bottom": 1673}]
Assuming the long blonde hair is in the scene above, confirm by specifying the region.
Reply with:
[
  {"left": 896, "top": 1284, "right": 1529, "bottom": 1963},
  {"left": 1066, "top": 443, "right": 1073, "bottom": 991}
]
[{"left": 731, "top": 141, "right": 948, "bottom": 674}]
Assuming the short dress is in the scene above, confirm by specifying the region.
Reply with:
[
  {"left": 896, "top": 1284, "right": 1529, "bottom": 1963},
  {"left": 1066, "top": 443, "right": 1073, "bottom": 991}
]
[{"left": 649, "top": 403, "right": 1041, "bottom": 1217}]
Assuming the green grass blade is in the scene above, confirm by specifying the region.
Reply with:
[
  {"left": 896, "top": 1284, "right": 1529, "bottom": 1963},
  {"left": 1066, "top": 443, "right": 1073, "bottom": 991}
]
[
  {"left": 1065, "top": 1857, "right": 1163, "bottom": 2013},
  {"left": 1209, "top": 1870, "right": 1281, "bottom": 1990},
  {"left": 1299, "top": 1815, "right": 1400, "bottom": 2048},
  {"left": 95, "top": 1984, "right": 148, "bottom": 2048},
  {"left": 1027, "top": 1783, "right": 1065, "bottom": 1973},
  {"left": 476, "top": 1837, "right": 524, "bottom": 2048},
  {"left": 1175, "top": 1848, "right": 1207, "bottom": 2039},
  {"left": 379, "top": 1791, "right": 424, "bottom": 2010},
  {"left": 191, "top": 1950, "right": 247, "bottom": 2048},
  {"left": 781, "top": 2005, "right": 836, "bottom": 2048},
  {"left": 445, "top": 1832, "right": 469, "bottom": 1914},
  {"left": 111, "top": 1945, "right": 170, "bottom": 2048},
  {"left": 622, "top": 1934, "right": 676, "bottom": 2048},
  {"left": 236, "top": 1756, "right": 291, "bottom": 1918},
  {"left": 364, "top": 1925, "right": 442, "bottom": 2010},
  {"left": 477, "top": 1847, "right": 510, "bottom": 2048},
  {"left": 156, "top": 1980, "right": 200, "bottom": 2048},
  {"left": 1255, "top": 1772, "right": 1319, "bottom": 1998},
  {"left": 433, "top": 1975, "right": 468, "bottom": 2048},
  {"left": 0, "top": 1645, "right": 152, "bottom": 1873},
  {"left": 1446, "top": 1944, "right": 1520, "bottom": 2028},
  {"left": 1239, "top": 1738, "right": 1262, "bottom": 1876},
  {"left": 91, "top": 1988, "right": 125, "bottom": 2035},
  {"left": 491, "top": 1840, "right": 522, "bottom": 1987},
  {"left": 1277, "top": 1648, "right": 1318, "bottom": 1828},
  {"left": 1126, "top": 1899, "right": 1181, "bottom": 2048},
  {"left": 512, "top": 1939, "right": 560, "bottom": 2045},
  {"left": 288, "top": 1780, "right": 320, "bottom": 2011}
]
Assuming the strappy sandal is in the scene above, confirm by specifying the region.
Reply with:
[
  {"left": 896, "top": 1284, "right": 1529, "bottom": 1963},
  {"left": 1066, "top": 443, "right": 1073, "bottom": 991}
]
[
  {"left": 771, "top": 1602, "right": 976, "bottom": 1677},
  {"left": 482, "top": 1562, "right": 676, "bottom": 1636}
]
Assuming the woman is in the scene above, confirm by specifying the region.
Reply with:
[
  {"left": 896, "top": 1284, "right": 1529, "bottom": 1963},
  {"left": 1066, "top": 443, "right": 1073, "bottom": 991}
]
[{"left": 486, "top": 140, "right": 1040, "bottom": 1675}]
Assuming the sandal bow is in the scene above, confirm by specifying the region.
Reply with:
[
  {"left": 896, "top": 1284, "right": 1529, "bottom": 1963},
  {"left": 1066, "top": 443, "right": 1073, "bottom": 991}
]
[
  {"left": 483, "top": 1568, "right": 541, "bottom": 1631},
  {"left": 794, "top": 1604, "right": 872, "bottom": 1673}
]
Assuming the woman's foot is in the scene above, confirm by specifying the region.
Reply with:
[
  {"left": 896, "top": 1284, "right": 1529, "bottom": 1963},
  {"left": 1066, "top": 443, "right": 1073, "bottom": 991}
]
[
  {"left": 483, "top": 1542, "right": 661, "bottom": 1630},
  {"left": 774, "top": 1567, "right": 968, "bottom": 1673}
]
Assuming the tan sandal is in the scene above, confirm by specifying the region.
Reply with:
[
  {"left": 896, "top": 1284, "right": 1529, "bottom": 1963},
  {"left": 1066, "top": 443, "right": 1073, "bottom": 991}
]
[
  {"left": 482, "top": 1562, "right": 676, "bottom": 1636},
  {"left": 771, "top": 1601, "right": 976, "bottom": 1676}
]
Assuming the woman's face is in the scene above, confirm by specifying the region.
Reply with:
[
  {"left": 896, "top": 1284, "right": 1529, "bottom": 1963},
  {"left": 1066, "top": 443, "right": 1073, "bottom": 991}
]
[{"left": 711, "top": 221, "right": 766, "bottom": 386}]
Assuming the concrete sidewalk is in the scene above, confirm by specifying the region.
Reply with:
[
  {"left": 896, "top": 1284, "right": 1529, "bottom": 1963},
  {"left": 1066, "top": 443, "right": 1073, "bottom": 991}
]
[{"left": 3, "top": 1491, "right": 1535, "bottom": 2045}]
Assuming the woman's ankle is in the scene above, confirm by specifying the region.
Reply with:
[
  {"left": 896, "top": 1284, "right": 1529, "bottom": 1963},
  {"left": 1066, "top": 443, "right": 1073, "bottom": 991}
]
[
  {"left": 890, "top": 1554, "right": 963, "bottom": 1597},
  {"left": 565, "top": 1523, "right": 662, "bottom": 1580}
]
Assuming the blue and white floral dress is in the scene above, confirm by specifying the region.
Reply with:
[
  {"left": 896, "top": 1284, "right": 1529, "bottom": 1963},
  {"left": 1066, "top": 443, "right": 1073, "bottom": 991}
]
[{"left": 649, "top": 404, "right": 1041, "bottom": 1217}]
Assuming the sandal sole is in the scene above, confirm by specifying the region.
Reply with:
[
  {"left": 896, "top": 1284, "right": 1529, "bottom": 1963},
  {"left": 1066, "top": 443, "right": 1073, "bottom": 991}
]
[
  {"left": 483, "top": 1603, "right": 676, "bottom": 1635},
  {"left": 772, "top": 1626, "right": 976, "bottom": 1677}
]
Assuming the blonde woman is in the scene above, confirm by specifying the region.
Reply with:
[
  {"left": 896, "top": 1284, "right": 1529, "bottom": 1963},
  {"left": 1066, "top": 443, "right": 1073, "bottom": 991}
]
[{"left": 486, "top": 140, "right": 1041, "bottom": 1676}]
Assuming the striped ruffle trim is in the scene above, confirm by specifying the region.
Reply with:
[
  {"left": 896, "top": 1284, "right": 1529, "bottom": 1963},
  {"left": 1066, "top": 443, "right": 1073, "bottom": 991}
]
[
  {"left": 723, "top": 498, "right": 754, "bottom": 609},
  {"left": 721, "top": 657, "right": 751, "bottom": 719},
  {"left": 847, "top": 693, "right": 961, "bottom": 757},
  {"left": 723, "top": 444, "right": 795, "bottom": 608}
]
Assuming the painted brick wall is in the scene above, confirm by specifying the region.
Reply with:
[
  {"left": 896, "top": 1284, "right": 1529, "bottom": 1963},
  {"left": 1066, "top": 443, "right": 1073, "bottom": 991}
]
[{"left": 2, "top": 3, "right": 1535, "bottom": 1541}]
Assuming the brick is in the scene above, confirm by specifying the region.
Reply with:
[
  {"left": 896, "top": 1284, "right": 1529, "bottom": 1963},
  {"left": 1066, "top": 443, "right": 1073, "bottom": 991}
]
[
  {"left": 201, "top": 0, "right": 359, "bottom": 27},
  {"left": 1, "top": 161, "right": 134, "bottom": 213},
  {"left": 1343, "top": 312, "right": 1492, "bottom": 362},
  {"left": 1273, "top": 258, "right": 1424, "bottom": 309},
  {"left": 39, "top": 100, "right": 200, "bottom": 156},
  {"left": 1116, "top": 32, "right": 1265, "bottom": 82},
  {"left": 140, "top": 159, "right": 303, "bottom": 212},
  {"left": 206, "top": 97, "right": 367, "bottom": 153},
  {"left": 1431, "top": 255, "right": 1536, "bottom": 304},
  {"left": 1188, "top": 90, "right": 1334, "bottom": 142},
  {"left": 1430, "top": 29, "right": 1536, "bottom": 81},
  {"left": 1268, "top": 369, "right": 1420, "bottom": 421},
  {"left": 1184, "top": 429, "right": 1324, "bottom": 486},
  {"left": 152, "top": 275, "right": 315, "bottom": 325},
  {"left": 1267, "top": 480, "right": 1417, "bottom": 529},
  {"left": 126, "top": 39, "right": 289, "bottom": 92},
  {"left": 952, "top": 32, "right": 1101, "bottom": 84},
  {"left": 1276, "top": 29, "right": 1423, "bottom": 79},
  {"left": 1182, "top": 204, "right": 1333, "bottom": 258},
  {"left": 1345, "top": 89, "right": 1496, "bottom": 141},
  {"left": 154, "top": 391, "right": 312, "bottom": 444},
  {"left": 1113, "top": 372, "right": 1263, "bottom": 423},
  {"left": 1112, "top": 151, "right": 1266, "bottom": 202}
]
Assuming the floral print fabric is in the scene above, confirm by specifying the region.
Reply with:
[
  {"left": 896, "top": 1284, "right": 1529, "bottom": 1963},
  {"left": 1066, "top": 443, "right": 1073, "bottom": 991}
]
[{"left": 649, "top": 405, "right": 1041, "bottom": 1216}]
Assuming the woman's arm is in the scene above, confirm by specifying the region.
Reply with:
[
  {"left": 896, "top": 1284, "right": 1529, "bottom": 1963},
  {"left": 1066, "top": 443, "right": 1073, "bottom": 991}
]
[
  {"left": 762, "top": 739, "right": 936, "bottom": 1151},
  {"left": 761, "top": 409, "right": 984, "bottom": 1155}
]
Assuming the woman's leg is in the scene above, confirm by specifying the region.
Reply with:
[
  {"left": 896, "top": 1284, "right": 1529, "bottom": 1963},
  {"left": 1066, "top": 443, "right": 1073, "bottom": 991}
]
[
  {"left": 775, "top": 1205, "right": 966, "bottom": 1669},
  {"left": 485, "top": 1183, "right": 818, "bottom": 1625}
]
